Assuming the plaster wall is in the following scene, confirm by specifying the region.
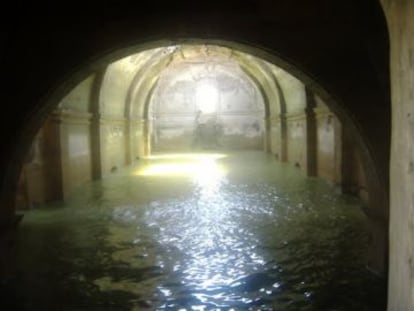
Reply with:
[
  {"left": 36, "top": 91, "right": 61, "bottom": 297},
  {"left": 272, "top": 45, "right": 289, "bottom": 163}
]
[
  {"left": 130, "top": 121, "right": 143, "bottom": 161},
  {"left": 269, "top": 118, "right": 282, "bottom": 159},
  {"left": 128, "top": 53, "right": 179, "bottom": 158},
  {"left": 54, "top": 77, "right": 95, "bottom": 197},
  {"left": 233, "top": 56, "right": 282, "bottom": 155},
  {"left": 100, "top": 120, "right": 127, "bottom": 174},
  {"left": 59, "top": 113, "right": 92, "bottom": 197},
  {"left": 131, "top": 76, "right": 155, "bottom": 158},
  {"left": 280, "top": 76, "right": 307, "bottom": 170},
  {"left": 56, "top": 76, "right": 95, "bottom": 197},
  {"left": 151, "top": 60, "right": 265, "bottom": 151},
  {"left": 34, "top": 112, "right": 94, "bottom": 200},
  {"left": 100, "top": 59, "right": 140, "bottom": 117},
  {"left": 18, "top": 77, "right": 96, "bottom": 203},
  {"left": 59, "top": 75, "right": 94, "bottom": 112},
  {"left": 286, "top": 115, "right": 307, "bottom": 170},
  {"left": 273, "top": 68, "right": 306, "bottom": 114},
  {"left": 272, "top": 68, "right": 307, "bottom": 169},
  {"left": 315, "top": 102, "right": 338, "bottom": 182},
  {"left": 98, "top": 61, "right": 140, "bottom": 172}
]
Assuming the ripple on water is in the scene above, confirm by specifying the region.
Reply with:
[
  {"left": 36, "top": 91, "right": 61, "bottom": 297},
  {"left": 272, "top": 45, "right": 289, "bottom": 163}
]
[{"left": 15, "top": 152, "right": 386, "bottom": 310}]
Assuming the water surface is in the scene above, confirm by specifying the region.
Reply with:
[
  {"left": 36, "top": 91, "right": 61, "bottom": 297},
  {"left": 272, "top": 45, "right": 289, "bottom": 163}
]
[{"left": 15, "top": 152, "right": 386, "bottom": 310}]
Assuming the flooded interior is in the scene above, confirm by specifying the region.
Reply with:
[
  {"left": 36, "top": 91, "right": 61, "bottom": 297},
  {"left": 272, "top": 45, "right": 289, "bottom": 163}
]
[
  {"left": 8, "top": 44, "right": 388, "bottom": 310},
  {"left": 15, "top": 152, "right": 386, "bottom": 310}
]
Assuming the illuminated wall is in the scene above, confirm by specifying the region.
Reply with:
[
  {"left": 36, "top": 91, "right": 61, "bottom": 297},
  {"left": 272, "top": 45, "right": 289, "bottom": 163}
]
[
  {"left": 16, "top": 45, "right": 366, "bottom": 207},
  {"left": 150, "top": 59, "right": 265, "bottom": 151}
]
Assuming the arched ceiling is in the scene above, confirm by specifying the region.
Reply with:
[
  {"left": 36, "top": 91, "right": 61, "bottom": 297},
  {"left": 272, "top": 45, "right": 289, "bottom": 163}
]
[
  {"left": 94, "top": 44, "right": 306, "bottom": 121},
  {"left": 150, "top": 56, "right": 265, "bottom": 115},
  {"left": 0, "top": 0, "right": 390, "bottom": 235}
]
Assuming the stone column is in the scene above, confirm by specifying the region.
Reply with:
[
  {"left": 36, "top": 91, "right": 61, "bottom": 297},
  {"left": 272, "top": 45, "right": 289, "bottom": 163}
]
[
  {"left": 333, "top": 117, "right": 342, "bottom": 187},
  {"left": 305, "top": 90, "right": 317, "bottom": 177},
  {"left": 279, "top": 113, "right": 288, "bottom": 162},
  {"left": 90, "top": 113, "right": 102, "bottom": 180},
  {"left": 263, "top": 116, "right": 272, "bottom": 153},
  {"left": 313, "top": 104, "right": 337, "bottom": 182},
  {"left": 285, "top": 112, "right": 308, "bottom": 171},
  {"left": 140, "top": 119, "right": 151, "bottom": 157},
  {"left": 381, "top": 1, "right": 414, "bottom": 310},
  {"left": 125, "top": 119, "right": 132, "bottom": 166}
]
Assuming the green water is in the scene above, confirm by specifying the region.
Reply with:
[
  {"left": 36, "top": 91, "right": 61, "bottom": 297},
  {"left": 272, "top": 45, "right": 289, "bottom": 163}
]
[{"left": 15, "top": 152, "right": 386, "bottom": 310}]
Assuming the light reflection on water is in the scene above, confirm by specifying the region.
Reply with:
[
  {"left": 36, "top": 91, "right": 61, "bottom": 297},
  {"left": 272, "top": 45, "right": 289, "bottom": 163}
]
[{"left": 15, "top": 152, "right": 386, "bottom": 310}]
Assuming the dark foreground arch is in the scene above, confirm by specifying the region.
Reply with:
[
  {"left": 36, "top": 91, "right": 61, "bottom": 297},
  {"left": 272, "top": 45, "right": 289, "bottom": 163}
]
[{"left": 0, "top": 0, "right": 389, "bottom": 276}]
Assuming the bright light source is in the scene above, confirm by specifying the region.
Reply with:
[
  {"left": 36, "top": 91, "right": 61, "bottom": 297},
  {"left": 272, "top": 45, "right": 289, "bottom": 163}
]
[
  {"left": 134, "top": 152, "right": 227, "bottom": 195},
  {"left": 144, "top": 153, "right": 227, "bottom": 161},
  {"left": 137, "top": 162, "right": 200, "bottom": 176},
  {"left": 135, "top": 157, "right": 226, "bottom": 178},
  {"left": 192, "top": 158, "right": 225, "bottom": 196},
  {"left": 196, "top": 82, "right": 219, "bottom": 114}
]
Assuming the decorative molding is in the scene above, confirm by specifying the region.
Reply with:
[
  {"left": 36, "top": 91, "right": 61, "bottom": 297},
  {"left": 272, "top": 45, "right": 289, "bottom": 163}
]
[
  {"left": 154, "top": 110, "right": 264, "bottom": 118},
  {"left": 285, "top": 111, "right": 306, "bottom": 121},
  {"left": 51, "top": 110, "right": 92, "bottom": 125},
  {"left": 313, "top": 106, "right": 332, "bottom": 118},
  {"left": 128, "top": 119, "right": 143, "bottom": 125},
  {"left": 266, "top": 115, "right": 284, "bottom": 121},
  {"left": 99, "top": 117, "right": 127, "bottom": 125}
]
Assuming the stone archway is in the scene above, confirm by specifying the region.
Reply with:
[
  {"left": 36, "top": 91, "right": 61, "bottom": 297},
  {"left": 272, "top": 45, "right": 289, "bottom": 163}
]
[
  {"left": 0, "top": 1, "right": 391, "bottom": 291},
  {"left": 0, "top": 39, "right": 389, "bottom": 280}
]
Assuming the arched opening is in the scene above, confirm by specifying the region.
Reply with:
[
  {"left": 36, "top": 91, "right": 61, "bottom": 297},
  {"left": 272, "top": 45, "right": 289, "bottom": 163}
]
[
  {"left": 12, "top": 43, "right": 379, "bottom": 207},
  {"left": 147, "top": 47, "right": 266, "bottom": 153},
  {"left": 4, "top": 41, "right": 387, "bottom": 310}
]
